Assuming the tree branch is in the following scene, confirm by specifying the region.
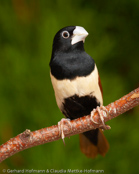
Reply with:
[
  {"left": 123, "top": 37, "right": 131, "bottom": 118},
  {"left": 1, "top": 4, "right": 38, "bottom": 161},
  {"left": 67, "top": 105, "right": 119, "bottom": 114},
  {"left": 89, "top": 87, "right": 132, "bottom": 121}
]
[{"left": 0, "top": 87, "right": 139, "bottom": 163}]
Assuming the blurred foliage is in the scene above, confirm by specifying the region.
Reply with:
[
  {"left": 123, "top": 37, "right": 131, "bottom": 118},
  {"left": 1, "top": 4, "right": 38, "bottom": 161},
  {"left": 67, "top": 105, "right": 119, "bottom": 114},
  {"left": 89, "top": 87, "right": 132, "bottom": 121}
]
[{"left": 0, "top": 0, "right": 139, "bottom": 173}]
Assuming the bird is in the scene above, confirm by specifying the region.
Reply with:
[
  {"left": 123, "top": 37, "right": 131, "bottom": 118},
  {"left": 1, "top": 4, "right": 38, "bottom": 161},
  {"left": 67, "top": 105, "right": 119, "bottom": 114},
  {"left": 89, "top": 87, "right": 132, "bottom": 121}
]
[{"left": 49, "top": 26, "right": 109, "bottom": 158}]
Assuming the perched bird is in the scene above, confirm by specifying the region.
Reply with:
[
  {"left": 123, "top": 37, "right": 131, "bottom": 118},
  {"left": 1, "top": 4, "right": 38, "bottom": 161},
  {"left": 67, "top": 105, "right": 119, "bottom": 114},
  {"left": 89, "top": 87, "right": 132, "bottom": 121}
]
[{"left": 49, "top": 26, "right": 109, "bottom": 158}]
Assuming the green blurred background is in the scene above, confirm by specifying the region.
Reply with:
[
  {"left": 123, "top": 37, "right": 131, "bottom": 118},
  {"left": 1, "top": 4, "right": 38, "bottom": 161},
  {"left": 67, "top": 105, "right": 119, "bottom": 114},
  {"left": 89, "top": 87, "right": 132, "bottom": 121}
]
[{"left": 0, "top": 0, "right": 139, "bottom": 173}]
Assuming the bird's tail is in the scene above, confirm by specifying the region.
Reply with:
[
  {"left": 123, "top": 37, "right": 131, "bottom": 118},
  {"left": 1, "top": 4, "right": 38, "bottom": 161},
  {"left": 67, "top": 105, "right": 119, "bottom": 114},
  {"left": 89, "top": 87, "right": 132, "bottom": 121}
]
[{"left": 79, "top": 128, "right": 109, "bottom": 158}]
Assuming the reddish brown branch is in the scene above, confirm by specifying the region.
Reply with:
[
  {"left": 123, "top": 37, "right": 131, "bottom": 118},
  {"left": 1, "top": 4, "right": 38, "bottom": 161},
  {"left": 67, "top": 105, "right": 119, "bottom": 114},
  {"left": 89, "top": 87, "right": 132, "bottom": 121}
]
[{"left": 0, "top": 88, "right": 139, "bottom": 163}]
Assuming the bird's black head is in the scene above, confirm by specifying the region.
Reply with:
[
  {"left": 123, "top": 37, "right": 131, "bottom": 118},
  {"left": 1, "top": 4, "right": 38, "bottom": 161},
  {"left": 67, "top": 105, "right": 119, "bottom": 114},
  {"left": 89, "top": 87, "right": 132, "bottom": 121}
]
[
  {"left": 52, "top": 26, "right": 88, "bottom": 54},
  {"left": 50, "top": 26, "right": 95, "bottom": 80}
]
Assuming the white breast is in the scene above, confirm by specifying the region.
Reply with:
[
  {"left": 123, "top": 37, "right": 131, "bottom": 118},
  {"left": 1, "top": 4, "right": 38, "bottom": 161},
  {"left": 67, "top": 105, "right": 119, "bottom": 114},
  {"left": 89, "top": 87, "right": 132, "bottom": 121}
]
[{"left": 50, "top": 65, "right": 103, "bottom": 110}]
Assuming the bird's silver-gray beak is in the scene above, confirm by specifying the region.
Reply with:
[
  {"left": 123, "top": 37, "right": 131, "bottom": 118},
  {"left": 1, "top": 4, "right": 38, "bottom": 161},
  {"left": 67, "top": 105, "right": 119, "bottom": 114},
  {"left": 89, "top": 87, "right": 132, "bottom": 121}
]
[{"left": 71, "top": 26, "right": 88, "bottom": 45}]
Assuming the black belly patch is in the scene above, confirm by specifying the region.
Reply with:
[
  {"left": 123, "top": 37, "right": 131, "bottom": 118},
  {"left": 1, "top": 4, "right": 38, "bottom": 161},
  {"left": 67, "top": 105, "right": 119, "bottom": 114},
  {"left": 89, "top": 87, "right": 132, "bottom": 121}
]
[
  {"left": 62, "top": 94, "right": 101, "bottom": 146},
  {"left": 62, "top": 94, "right": 100, "bottom": 120}
]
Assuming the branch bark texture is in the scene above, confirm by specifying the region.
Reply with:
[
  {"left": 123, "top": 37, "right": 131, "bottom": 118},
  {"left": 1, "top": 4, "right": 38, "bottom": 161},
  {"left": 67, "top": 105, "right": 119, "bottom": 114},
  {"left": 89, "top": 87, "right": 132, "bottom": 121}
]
[{"left": 0, "top": 87, "right": 139, "bottom": 163}]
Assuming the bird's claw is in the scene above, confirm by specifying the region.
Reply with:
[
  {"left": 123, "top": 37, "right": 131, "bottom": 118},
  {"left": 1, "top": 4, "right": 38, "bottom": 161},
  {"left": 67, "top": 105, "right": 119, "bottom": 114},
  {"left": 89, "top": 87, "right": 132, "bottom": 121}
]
[
  {"left": 58, "top": 118, "right": 72, "bottom": 144},
  {"left": 91, "top": 106, "right": 109, "bottom": 130}
]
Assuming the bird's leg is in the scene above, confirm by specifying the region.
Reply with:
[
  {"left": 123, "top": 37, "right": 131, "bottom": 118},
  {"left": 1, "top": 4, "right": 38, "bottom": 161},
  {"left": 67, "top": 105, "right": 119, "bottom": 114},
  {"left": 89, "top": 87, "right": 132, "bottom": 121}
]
[
  {"left": 91, "top": 106, "right": 110, "bottom": 130},
  {"left": 58, "top": 118, "right": 72, "bottom": 144}
]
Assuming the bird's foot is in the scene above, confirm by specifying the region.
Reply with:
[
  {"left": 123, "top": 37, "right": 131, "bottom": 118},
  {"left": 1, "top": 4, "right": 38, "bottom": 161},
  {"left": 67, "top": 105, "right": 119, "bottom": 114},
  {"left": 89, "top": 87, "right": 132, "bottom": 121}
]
[
  {"left": 91, "top": 106, "right": 110, "bottom": 130},
  {"left": 58, "top": 118, "right": 72, "bottom": 144}
]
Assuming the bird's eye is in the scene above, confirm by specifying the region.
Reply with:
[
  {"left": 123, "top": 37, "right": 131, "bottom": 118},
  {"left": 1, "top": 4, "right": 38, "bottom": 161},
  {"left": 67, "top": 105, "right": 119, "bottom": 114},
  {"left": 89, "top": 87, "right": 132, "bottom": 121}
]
[{"left": 62, "top": 31, "right": 70, "bottom": 39}]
